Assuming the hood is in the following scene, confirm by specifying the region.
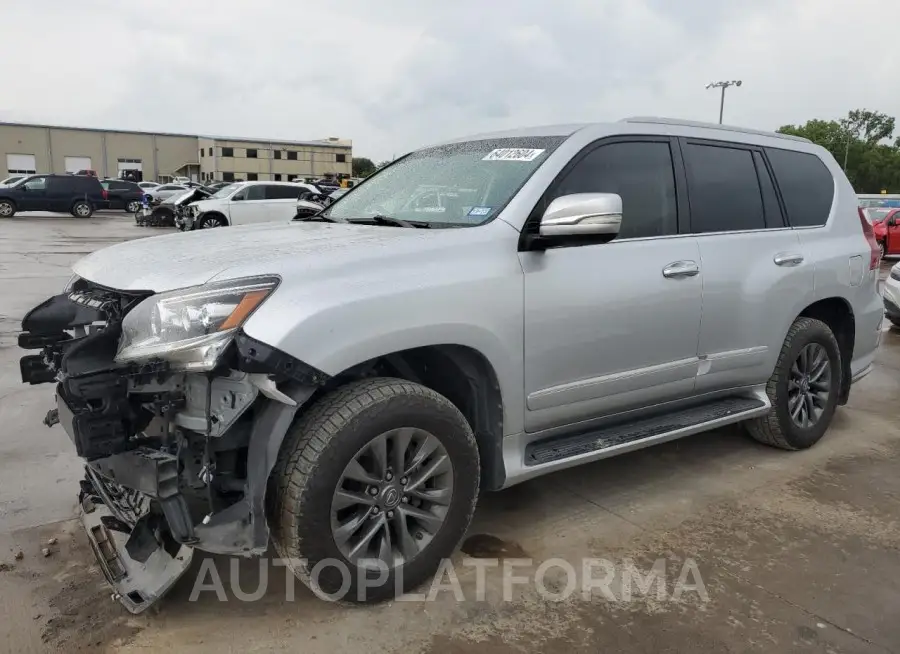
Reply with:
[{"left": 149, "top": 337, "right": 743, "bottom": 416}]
[{"left": 72, "top": 221, "right": 499, "bottom": 292}]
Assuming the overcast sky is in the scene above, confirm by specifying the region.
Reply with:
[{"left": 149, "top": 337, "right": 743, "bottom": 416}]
[{"left": 0, "top": 0, "right": 896, "bottom": 161}]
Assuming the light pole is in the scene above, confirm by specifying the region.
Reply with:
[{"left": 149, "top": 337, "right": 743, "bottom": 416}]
[{"left": 705, "top": 80, "right": 742, "bottom": 124}]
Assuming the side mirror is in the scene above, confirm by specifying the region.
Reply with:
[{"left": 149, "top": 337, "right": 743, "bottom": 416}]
[
  {"left": 539, "top": 193, "right": 622, "bottom": 238},
  {"left": 889, "top": 217, "right": 897, "bottom": 227}
]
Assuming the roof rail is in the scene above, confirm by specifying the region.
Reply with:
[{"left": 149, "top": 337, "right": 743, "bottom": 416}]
[{"left": 619, "top": 116, "right": 812, "bottom": 143}]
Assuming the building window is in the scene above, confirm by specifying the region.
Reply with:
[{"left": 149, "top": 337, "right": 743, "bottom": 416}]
[
  {"left": 222, "top": 172, "right": 235, "bottom": 182},
  {"left": 274, "top": 150, "right": 282, "bottom": 160},
  {"left": 274, "top": 173, "right": 282, "bottom": 181},
  {"left": 221, "top": 147, "right": 234, "bottom": 157},
  {"left": 287, "top": 151, "right": 297, "bottom": 161},
  {"left": 336, "top": 154, "right": 346, "bottom": 163},
  {"left": 208, "top": 148, "right": 213, "bottom": 156},
  {"left": 247, "top": 173, "right": 258, "bottom": 181},
  {"left": 247, "top": 149, "right": 258, "bottom": 159}
]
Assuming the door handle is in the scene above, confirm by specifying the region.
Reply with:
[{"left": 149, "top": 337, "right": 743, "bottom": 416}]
[
  {"left": 662, "top": 260, "right": 700, "bottom": 278},
  {"left": 774, "top": 253, "right": 804, "bottom": 267}
]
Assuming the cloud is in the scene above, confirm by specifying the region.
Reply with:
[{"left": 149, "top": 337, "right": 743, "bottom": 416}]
[{"left": 0, "top": 0, "right": 896, "bottom": 160}]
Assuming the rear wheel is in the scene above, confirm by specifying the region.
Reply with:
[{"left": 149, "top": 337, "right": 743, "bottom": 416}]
[
  {"left": 126, "top": 200, "right": 141, "bottom": 213},
  {"left": 71, "top": 201, "right": 93, "bottom": 218},
  {"left": 270, "top": 378, "right": 480, "bottom": 603},
  {"left": 0, "top": 200, "right": 15, "bottom": 217},
  {"left": 880, "top": 240, "right": 887, "bottom": 259},
  {"left": 747, "top": 317, "right": 841, "bottom": 450}
]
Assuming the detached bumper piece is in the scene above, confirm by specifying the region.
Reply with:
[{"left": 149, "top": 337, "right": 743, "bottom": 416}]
[
  {"left": 80, "top": 451, "right": 196, "bottom": 614},
  {"left": 80, "top": 486, "right": 193, "bottom": 614}
]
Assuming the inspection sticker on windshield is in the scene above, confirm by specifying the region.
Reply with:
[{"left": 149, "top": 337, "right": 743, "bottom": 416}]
[
  {"left": 468, "top": 206, "right": 492, "bottom": 217},
  {"left": 482, "top": 148, "right": 545, "bottom": 162}
]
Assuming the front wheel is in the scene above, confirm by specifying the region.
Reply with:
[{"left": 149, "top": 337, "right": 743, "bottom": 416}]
[
  {"left": 879, "top": 240, "right": 887, "bottom": 259},
  {"left": 199, "top": 214, "right": 226, "bottom": 229},
  {"left": 270, "top": 378, "right": 480, "bottom": 603},
  {"left": 747, "top": 317, "right": 841, "bottom": 450},
  {"left": 71, "top": 201, "right": 93, "bottom": 218}
]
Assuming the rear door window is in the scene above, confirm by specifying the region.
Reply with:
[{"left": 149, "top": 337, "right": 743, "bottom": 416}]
[
  {"left": 765, "top": 148, "right": 834, "bottom": 227},
  {"left": 683, "top": 142, "right": 765, "bottom": 233},
  {"left": 264, "top": 185, "right": 302, "bottom": 200}
]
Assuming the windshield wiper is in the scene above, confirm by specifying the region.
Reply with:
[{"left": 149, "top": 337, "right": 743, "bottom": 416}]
[
  {"left": 348, "top": 215, "right": 431, "bottom": 229},
  {"left": 293, "top": 214, "right": 344, "bottom": 223}
]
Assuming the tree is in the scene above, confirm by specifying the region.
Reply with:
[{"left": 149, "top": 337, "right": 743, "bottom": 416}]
[
  {"left": 777, "top": 109, "right": 900, "bottom": 193},
  {"left": 352, "top": 157, "right": 376, "bottom": 178}
]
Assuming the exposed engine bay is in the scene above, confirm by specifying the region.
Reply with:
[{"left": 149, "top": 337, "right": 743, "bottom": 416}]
[{"left": 18, "top": 276, "right": 325, "bottom": 612}]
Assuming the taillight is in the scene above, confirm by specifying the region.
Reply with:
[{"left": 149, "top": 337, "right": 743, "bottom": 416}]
[
  {"left": 101, "top": 189, "right": 108, "bottom": 200},
  {"left": 858, "top": 207, "right": 880, "bottom": 270}
]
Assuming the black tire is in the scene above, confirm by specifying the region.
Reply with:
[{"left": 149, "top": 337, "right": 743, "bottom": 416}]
[
  {"left": 126, "top": 200, "right": 141, "bottom": 213},
  {"left": 0, "top": 199, "right": 16, "bottom": 218},
  {"left": 71, "top": 200, "right": 93, "bottom": 218},
  {"left": 747, "top": 317, "right": 842, "bottom": 450},
  {"left": 199, "top": 214, "right": 227, "bottom": 228},
  {"left": 889, "top": 317, "right": 900, "bottom": 329},
  {"left": 270, "top": 378, "right": 480, "bottom": 603},
  {"left": 879, "top": 240, "right": 887, "bottom": 259}
]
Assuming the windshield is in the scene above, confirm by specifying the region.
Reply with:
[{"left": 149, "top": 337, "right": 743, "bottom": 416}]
[
  {"left": 324, "top": 137, "right": 564, "bottom": 226},
  {"left": 210, "top": 183, "right": 243, "bottom": 199},
  {"left": 1, "top": 176, "right": 23, "bottom": 185}
]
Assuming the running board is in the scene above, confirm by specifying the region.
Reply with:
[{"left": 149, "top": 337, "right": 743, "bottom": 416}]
[{"left": 524, "top": 396, "right": 769, "bottom": 467}]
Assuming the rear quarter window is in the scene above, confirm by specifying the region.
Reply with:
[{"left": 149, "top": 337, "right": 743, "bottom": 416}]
[{"left": 765, "top": 148, "right": 834, "bottom": 227}]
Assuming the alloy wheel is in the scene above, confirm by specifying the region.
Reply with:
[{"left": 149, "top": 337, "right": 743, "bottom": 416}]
[
  {"left": 330, "top": 427, "right": 454, "bottom": 571},
  {"left": 0, "top": 202, "right": 13, "bottom": 217},
  {"left": 788, "top": 343, "right": 831, "bottom": 428},
  {"left": 75, "top": 204, "right": 90, "bottom": 217}
]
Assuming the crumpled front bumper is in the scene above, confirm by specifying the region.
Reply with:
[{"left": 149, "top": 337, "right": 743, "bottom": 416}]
[{"left": 79, "top": 472, "right": 194, "bottom": 614}]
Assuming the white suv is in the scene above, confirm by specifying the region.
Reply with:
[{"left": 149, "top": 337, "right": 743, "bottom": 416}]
[{"left": 184, "top": 181, "right": 309, "bottom": 229}]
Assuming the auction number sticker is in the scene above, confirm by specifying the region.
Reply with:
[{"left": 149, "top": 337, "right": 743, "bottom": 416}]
[{"left": 482, "top": 148, "right": 546, "bottom": 162}]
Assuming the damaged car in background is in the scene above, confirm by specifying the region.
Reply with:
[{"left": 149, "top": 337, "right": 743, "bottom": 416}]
[{"left": 17, "top": 118, "right": 882, "bottom": 615}]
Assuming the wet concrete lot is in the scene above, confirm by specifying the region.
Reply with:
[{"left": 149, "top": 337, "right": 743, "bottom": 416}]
[{"left": 1, "top": 213, "right": 899, "bottom": 653}]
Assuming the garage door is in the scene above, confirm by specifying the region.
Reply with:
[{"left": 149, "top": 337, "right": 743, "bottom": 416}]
[
  {"left": 7, "top": 154, "right": 36, "bottom": 175},
  {"left": 64, "top": 156, "right": 92, "bottom": 174}
]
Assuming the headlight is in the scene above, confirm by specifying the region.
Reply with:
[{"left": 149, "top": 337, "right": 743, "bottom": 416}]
[{"left": 116, "top": 276, "right": 279, "bottom": 371}]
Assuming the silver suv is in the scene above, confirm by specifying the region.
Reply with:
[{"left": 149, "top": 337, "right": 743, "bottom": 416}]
[{"left": 18, "top": 117, "right": 883, "bottom": 611}]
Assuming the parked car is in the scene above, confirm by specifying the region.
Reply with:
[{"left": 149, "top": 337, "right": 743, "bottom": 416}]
[
  {"left": 145, "top": 183, "right": 188, "bottom": 202},
  {"left": 75, "top": 169, "right": 98, "bottom": 178},
  {"left": 883, "top": 262, "right": 900, "bottom": 327},
  {"left": 100, "top": 179, "right": 144, "bottom": 213},
  {"left": 172, "top": 176, "right": 192, "bottom": 185},
  {"left": 17, "top": 117, "right": 882, "bottom": 612},
  {"left": 138, "top": 181, "right": 160, "bottom": 191},
  {"left": 0, "top": 173, "right": 105, "bottom": 217},
  {"left": 181, "top": 181, "right": 306, "bottom": 229},
  {"left": 867, "top": 207, "right": 900, "bottom": 257},
  {"left": 142, "top": 186, "right": 214, "bottom": 227}
]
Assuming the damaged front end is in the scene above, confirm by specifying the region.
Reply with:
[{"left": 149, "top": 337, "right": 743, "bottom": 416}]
[{"left": 19, "top": 275, "right": 326, "bottom": 613}]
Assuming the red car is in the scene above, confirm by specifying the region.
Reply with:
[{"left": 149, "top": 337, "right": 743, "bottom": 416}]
[{"left": 867, "top": 207, "right": 900, "bottom": 257}]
